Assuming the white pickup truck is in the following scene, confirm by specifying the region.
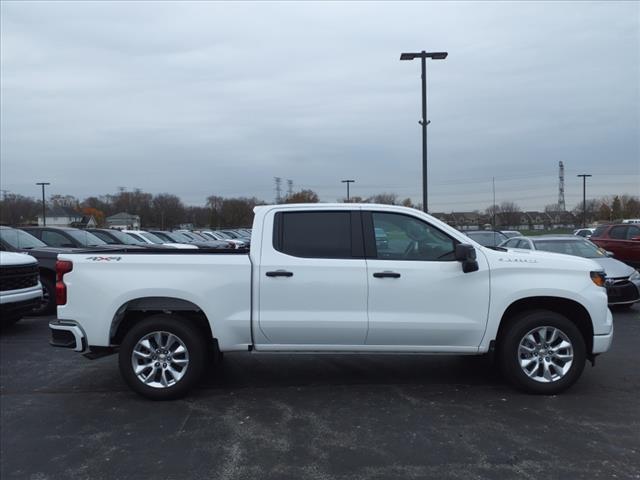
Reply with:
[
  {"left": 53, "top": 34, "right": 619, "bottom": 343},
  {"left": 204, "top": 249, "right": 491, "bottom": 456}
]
[{"left": 50, "top": 204, "right": 613, "bottom": 399}]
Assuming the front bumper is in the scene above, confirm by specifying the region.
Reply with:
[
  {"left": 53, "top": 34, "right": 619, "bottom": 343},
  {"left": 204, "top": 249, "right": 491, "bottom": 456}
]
[
  {"left": 592, "top": 310, "right": 614, "bottom": 354},
  {"left": 49, "top": 320, "right": 86, "bottom": 352},
  {"left": 606, "top": 278, "right": 640, "bottom": 305},
  {"left": 0, "top": 285, "right": 42, "bottom": 321}
]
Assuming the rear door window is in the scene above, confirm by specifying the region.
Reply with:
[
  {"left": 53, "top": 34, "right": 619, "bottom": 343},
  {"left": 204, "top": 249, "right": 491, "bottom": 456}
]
[
  {"left": 609, "top": 226, "right": 627, "bottom": 239},
  {"left": 275, "top": 211, "right": 357, "bottom": 259}
]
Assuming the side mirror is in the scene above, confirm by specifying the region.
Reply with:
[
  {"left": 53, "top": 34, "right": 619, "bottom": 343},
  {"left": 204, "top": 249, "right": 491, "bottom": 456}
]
[
  {"left": 455, "top": 243, "right": 479, "bottom": 273},
  {"left": 605, "top": 250, "right": 615, "bottom": 257}
]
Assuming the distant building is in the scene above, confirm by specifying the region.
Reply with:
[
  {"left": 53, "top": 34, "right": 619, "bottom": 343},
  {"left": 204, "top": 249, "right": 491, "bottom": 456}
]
[
  {"left": 37, "top": 206, "right": 95, "bottom": 227},
  {"left": 106, "top": 212, "right": 141, "bottom": 229}
]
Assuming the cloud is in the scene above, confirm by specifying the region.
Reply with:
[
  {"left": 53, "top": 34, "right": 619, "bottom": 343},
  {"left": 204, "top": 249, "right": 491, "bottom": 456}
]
[{"left": 1, "top": 1, "right": 638, "bottom": 210}]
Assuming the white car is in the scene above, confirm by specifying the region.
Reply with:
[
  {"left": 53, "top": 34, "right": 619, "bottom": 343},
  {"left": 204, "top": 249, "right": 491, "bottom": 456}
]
[
  {"left": 122, "top": 230, "right": 197, "bottom": 249},
  {"left": 199, "top": 230, "right": 246, "bottom": 248},
  {"left": 50, "top": 204, "right": 612, "bottom": 399},
  {"left": 1, "top": 251, "right": 42, "bottom": 326},
  {"left": 573, "top": 228, "right": 595, "bottom": 238}
]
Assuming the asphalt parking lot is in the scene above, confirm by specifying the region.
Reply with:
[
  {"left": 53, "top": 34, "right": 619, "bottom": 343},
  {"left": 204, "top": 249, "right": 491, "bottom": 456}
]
[{"left": 1, "top": 307, "right": 639, "bottom": 480}]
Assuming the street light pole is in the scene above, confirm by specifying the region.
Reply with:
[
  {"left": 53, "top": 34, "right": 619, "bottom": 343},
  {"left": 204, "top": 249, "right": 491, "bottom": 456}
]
[
  {"left": 36, "top": 182, "right": 50, "bottom": 226},
  {"left": 577, "top": 174, "right": 592, "bottom": 228},
  {"left": 341, "top": 179, "right": 355, "bottom": 202},
  {"left": 400, "top": 50, "right": 447, "bottom": 213}
]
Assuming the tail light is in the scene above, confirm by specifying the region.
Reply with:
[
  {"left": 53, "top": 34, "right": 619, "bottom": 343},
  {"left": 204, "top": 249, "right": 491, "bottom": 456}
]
[{"left": 56, "top": 260, "right": 73, "bottom": 305}]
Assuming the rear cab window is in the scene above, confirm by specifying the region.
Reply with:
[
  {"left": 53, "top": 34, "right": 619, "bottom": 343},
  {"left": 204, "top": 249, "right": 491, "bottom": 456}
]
[{"left": 273, "top": 211, "right": 363, "bottom": 259}]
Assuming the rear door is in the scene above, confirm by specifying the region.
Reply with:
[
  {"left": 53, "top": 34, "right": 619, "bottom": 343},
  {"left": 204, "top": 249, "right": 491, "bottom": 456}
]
[
  {"left": 256, "top": 209, "right": 369, "bottom": 347},
  {"left": 363, "top": 210, "right": 490, "bottom": 349}
]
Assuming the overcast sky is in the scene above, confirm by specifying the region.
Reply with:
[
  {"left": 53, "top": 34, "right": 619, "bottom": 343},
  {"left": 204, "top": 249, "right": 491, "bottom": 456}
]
[{"left": 1, "top": 1, "right": 638, "bottom": 212}]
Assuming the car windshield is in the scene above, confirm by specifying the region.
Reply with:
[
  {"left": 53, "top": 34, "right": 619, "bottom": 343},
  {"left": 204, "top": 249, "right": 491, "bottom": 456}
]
[
  {"left": 533, "top": 239, "right": 605, "bottom": 259},
  {"left": 466, "top": 231, "right": 507, "bottom": 246},
  {"left": 0, "top": 228, "right": 47, "bottom": 249},
  {"left": 158, "top": 231, "right": 188, "bottom": 243},
  {"left": 66, "top": 230, "right": 107, "bottom": 246},
  {"left": 106, "top": 230, "right": 144, "bottom": 245},
  {"left": 139, "top": 232, "right": 166, "bottom": 244}
]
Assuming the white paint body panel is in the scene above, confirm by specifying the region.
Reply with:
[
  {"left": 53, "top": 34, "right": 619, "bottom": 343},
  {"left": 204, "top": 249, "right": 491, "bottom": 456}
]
[{"left": 57, "top": 204, "right": 612, "bottom": 357}]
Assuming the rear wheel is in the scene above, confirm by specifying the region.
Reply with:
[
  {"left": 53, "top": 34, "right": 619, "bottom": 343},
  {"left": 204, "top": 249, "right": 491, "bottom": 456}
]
[
  {"left": 118, "top": 314, "right": 207, "bottom": 400},
  {"left": 499, "top": 310, "right": 586, "bottom": 394}
]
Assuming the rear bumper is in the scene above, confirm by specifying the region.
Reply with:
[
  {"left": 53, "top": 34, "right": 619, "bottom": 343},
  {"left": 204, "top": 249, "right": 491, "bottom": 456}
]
[
  {"left": 49, "top": 320, "right": 87, "bottom": 352},
  {"left": 592, "top": 310, "right": 614, "bottom": 354}
]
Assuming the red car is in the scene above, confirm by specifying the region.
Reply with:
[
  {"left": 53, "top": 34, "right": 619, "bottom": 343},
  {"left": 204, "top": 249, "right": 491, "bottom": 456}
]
[{"left": 590, "top": 224, "right": 640, "bottom": 269}]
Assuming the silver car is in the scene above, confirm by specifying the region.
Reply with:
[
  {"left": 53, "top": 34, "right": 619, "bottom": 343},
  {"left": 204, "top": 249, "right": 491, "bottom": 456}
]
[{"left": 499, "top": 235, "right": 640, "bottom": 307}]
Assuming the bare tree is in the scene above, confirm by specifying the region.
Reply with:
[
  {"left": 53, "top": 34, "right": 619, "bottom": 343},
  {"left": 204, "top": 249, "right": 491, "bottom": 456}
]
[
  {"left": 284, "top": 190, "right": 319, "bottom": 204},
  {"left": 368, "top": 193, "right": 397, "bottom": 205}
]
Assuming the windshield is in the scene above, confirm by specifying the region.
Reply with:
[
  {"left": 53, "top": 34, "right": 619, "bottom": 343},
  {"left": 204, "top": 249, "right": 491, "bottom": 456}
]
[
  {"left": 466, "top": 231, "right": 507, "bottom": 246},
  {"left": 66, "top": 230, "right": 107, "bottom": 246},
  {"left": 105, "top": 230, "right": 144, "bottom": 245},
  {"left": 0, "top": 228, "right": 47, "bottom": 249},
  {"left": 139, "top": 232, "right": 167, "bottom": 244},
  {"left": 158, "top": 231, "right": 188, "bottom": 243},
  {"left": 533, "top": 239, "right": 605, "bottom": 259}
]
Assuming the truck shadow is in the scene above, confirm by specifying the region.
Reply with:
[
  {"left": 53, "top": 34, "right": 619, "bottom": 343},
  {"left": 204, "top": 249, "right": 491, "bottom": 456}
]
[{"left": 200, "top": 352, "right": 502, "bottom": 390}]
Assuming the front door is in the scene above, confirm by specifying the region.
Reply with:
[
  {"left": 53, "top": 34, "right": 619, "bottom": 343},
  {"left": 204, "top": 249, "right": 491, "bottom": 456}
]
[
  {"left": 257, "top": 209, "right": 369, "bottom": 347},
  {"left": 364, "top": 211, "right": 490, "bottom": 349}
]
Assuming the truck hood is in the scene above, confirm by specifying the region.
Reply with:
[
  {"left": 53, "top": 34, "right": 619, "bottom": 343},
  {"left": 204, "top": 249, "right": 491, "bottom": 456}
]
[
  {"left": 0, "top": 251, "right": 38, "bottom": 266},
  {"left": 485, "top": 247, "right": 603, "bottom": 272}
]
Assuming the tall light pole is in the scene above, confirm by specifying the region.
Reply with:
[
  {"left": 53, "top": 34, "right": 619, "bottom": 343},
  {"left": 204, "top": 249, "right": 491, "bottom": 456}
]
[
  {"left": 341, "top": 179, "right": 355, "bottom": 202},
  {"left": 400, "top": 50, "right": 447, "bottom": 213},
  {"left": 36, "top": 182, "right": 50, "bottom": 226},
  {"left": 577, "top": 174, "right": 592, "bottom": 228}
]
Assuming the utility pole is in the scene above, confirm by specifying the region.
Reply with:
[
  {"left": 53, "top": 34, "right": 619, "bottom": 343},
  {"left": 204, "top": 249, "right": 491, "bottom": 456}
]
[
  {"left": 274, "top": 177, "right": 282, "bottom": 203},
  {"left": 400, "top": 50, "right": 448, "bottom": 213},
  {"left": 287, "top": 180, "right": 293, "bottom": 198},
  {"left": 492, "top": 177, "right": 496, "bottom": 230},
  {"left": 341, "top": 180, "right": 355, "bottom": 202},
  {"left": 577, "top": 174, "right": 592, "bottom": 228},
  {"left": 36, "top": 182, "right": 50, "bottom": 226}
]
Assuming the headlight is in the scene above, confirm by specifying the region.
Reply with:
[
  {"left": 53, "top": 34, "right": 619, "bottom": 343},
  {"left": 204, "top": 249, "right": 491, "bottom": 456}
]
[
  {"left": 629, "top": 270, "right": 640, "bottom": 281},
  {"left": 590, "top": 271, "right": 606, "bottom": 288}
]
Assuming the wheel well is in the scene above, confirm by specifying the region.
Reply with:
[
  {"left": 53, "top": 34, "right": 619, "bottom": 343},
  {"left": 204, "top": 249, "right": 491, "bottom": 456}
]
[
  {"left": 496, "top": 297, "right": 594, "bottom": 353},
  {"left": 110, "top": 297, "right": 214, "bottom": 346}
]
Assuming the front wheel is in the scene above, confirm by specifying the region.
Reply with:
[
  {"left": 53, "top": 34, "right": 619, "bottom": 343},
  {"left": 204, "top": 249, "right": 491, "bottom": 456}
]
[
  {"left": 499, "top": 310, "right": 586, "bottom": 394},
  {"left": 118, "top": 314, "right": 207, "bottom": 400}
]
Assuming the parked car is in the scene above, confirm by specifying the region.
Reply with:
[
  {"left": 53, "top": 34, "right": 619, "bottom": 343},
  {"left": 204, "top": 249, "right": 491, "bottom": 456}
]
[
  {"left": 499, "top": 235, "right": 640, "bottom": 307},
  {"left": 501, "top": 230, "right": 523, "bottom": 239},
  {"left": 87, "top": 228, "right": 149, "bottom": 246},
  {"left": 573, "top": 228, "right": 595, "bottom": 239},
  {"left": 464, "top": 230, "right": 508, "bottom": 247},
  {"left": 1, "top": 226, "right": 64, "bottom": 314},
  {"left": 21, "top": 226, "right": 110, "bottom": 248},
  {"left": 50, "top": 204, "right": 612, "bottom": 399},
  {"left": 122, "top": 230, "right": 197, "bottom": 249},
  {"left": 0, "top": 251, "right": 42, "bottom": 326},
  {"left": 199, "top": 230, "right": 247, "bottom": 249},
  {"left": 148, "top": 230, "right": 230, "bottom": 249},
  {"left": 590, "top": 224, "right": 640, "bottom": 269}
]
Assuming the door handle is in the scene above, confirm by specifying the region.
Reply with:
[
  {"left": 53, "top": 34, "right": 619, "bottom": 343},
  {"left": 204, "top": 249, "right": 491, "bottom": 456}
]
[
  {"left": 266, "top": 270, "right": 294, "bottom": 278},
  {"left": 373, "top": 271, "right": 401, "bottom": 278}
]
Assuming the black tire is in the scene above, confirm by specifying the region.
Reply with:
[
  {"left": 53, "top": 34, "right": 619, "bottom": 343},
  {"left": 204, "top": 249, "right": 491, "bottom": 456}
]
[
  {"left": 118, "top": 314, "right": 207, "bottom": 400},
  {"left": 32, "top": 275, "right": 55, "bottom": 316},
  {"left": 499, "top": 310, "right": 586, "bottom": 395}
]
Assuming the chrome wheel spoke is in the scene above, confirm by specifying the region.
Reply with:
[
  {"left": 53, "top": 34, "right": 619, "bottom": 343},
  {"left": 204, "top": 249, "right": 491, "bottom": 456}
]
[
  {"left": 517, "top": 326, "right": 573, "bottom": 384},
  {"left": 132, "top": 330, "right": 190, "bottom": 389}
]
